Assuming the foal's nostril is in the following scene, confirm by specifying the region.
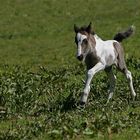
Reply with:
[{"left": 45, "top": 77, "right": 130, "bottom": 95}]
[{"left": 77, "top": 55, "right": 83, "bottom": 61}]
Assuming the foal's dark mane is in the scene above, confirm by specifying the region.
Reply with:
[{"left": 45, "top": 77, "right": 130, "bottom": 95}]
[{"left": 77, "top": 25, "right": 95, "bottom": 35}]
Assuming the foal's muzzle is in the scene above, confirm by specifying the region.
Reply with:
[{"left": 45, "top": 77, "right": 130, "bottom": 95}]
[{"left": 77, "top": 55, "right": 83, "bottom": 61}]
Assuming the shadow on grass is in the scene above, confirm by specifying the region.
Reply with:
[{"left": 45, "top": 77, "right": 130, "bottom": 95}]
[{"left": 60, "top": 93, "right": 78, "bottom": 112}]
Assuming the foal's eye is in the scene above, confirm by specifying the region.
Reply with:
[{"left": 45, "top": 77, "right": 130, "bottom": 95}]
[{"left": 82, "top": 39, "right": 88, "bottom": 44}]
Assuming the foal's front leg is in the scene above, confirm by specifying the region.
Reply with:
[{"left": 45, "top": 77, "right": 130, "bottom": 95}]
[{"left": 80, "top": 62, "right": 105, "bottom": 104}]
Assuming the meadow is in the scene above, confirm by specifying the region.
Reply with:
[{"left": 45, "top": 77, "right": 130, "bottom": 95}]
[{"left": 0, "top": 0, "right": 140, "bottom": 139}]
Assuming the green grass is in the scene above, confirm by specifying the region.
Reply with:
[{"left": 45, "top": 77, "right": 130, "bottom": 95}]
[
  {"left": 0, "top": 61, "right": 140, "bottom": 140},
  {"left": 0, "top": 0, "right": 140, "bottom": 69},
  {"left": 0, "top": 0, "right": 140, "bottom": 139}
]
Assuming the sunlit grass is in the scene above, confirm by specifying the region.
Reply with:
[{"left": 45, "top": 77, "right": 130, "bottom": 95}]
[
  {"left": 0, "top": 0, "right": 139, "bottom": 69},
  {"left": 0, "top": 0, "right": 140, "bottom": 139}
]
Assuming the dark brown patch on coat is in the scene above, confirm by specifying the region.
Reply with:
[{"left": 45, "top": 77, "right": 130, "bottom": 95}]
[
  {"left": 89, "top": 34, "right": 96, "bottom": 47},
  {"left": 113, "top": 42, "right": 127, "bottom": 72},
  {"left": 85, "top": 52, "right": 100, "bottom": 70},
  {"left": 84, "top": 34, "right": 98, "bottom": 70},
  {"left": 85, "top": 34, "right": 98, "bottom": 70}
]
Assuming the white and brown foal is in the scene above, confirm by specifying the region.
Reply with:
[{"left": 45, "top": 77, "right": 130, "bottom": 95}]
[{"left": 74, "top": 23, "right": 136, "bottom": 105}]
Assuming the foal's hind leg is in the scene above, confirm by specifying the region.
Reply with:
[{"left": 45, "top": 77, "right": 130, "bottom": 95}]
[
  {"left": 114, "top": 42, "right": 136, "bottom": 99},
  {"left": 105, "top": 67, "right": 116, "bottom": 103},
  {"left": 124, "top": 69, "right": 136, "bottom": 99},
  {"left": 117, "top": 61, "right": 136, "bottom": 99}
]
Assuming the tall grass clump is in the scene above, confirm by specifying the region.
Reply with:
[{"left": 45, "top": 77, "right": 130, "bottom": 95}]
[{"left": 0, "top": 58, "right": 140, "bottom": 140}]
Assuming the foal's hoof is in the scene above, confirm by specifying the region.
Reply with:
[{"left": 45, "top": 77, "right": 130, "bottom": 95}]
[
  {"left": 132, "top": 95, "right": 136, "bottom": 101},
  {"left": 80, "top": 101, "right": 86, "bottom": 106},
  {"left": 78, "top": 101, "right": 86, "bottom": 108}
]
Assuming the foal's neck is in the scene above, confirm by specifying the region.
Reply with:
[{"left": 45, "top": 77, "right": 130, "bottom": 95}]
[
  {"left": 89, "top": 34, "right": 96, "bottom": 49},
  {"left": 85, "top": 34, "right": 100, "bottom": 70}
]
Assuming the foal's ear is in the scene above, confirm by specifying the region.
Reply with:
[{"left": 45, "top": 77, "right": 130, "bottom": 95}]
[
  {"left": 86, "top": 22, "right": 92, "bottom": 33},
  {"left": 74, "top": 24, "right": 79, "bottom": 33}
]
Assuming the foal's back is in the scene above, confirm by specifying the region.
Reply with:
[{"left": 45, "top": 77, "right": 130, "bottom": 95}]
[{"left": 94, "top": 35, "right": 118, "bottom": 66}]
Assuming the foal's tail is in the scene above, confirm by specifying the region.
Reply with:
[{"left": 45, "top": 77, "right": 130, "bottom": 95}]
[{"left": 113, "top": 25, "right": 135, "bottom": 42}]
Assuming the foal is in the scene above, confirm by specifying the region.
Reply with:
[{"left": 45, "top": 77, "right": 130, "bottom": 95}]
[{"left": 74, "top": 23, "right": 136, "bottom": 104}]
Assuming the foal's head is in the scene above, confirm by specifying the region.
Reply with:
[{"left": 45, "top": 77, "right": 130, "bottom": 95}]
[{"left": 74, "top": 22, "right": 95, "bottom": 61}]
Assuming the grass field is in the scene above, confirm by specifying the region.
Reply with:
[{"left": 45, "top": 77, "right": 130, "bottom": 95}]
[{"left": 0, "top": 0, "right": 140, "bottom": 139}]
